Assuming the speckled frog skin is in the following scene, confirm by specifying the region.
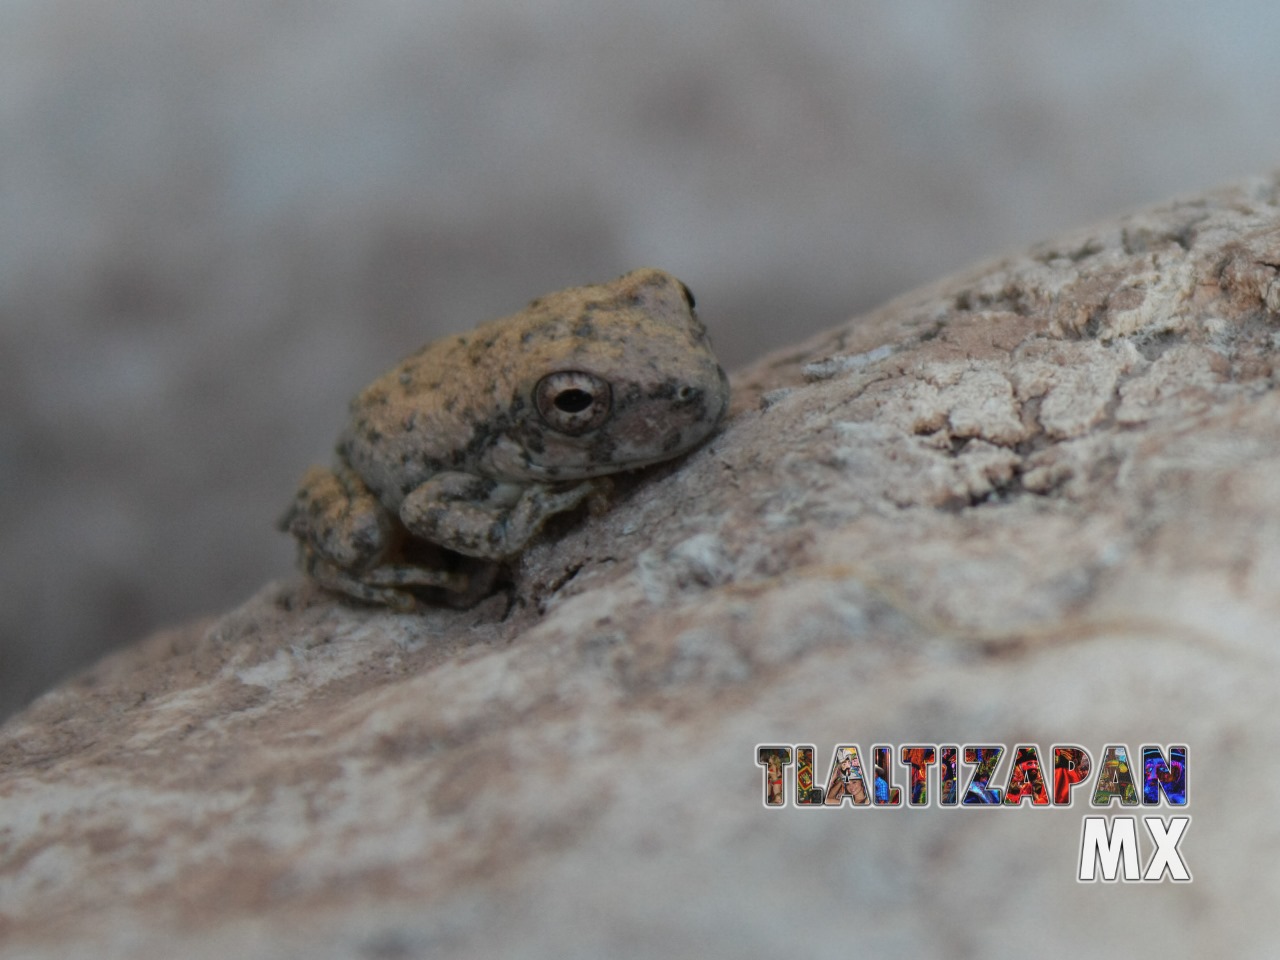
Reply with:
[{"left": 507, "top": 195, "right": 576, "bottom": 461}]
[{"left": 281, "top": 268, "right": 730, "bottom": 610}]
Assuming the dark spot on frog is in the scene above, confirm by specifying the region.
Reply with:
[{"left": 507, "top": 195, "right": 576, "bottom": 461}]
[
  {"left": 398, "top": 455, "right": 446, "bottom": 495},
  {"left": 522, "top": 427, "right": 546, "bottom": 455},
  {"left": 402, "top": 411, "right": 417, "bottom": 431},
  {"left": 421, "top": 505, "right": 448, "bottom": 530},
  {"left": 647, "top": 379, "right": 678, "bottom": 400},
  {"left": 351, "top": 523, "right": 381, "bottom": 554},
  {"left": 574, "top": 314, "right": 595, "bottom": 338},
  {"left": 398, "top": 371, "right": 413, "bottom": 386},
  {"left": 465, "top": 335, "right": 500, "bottom": 367},
  {"left": 443, "top": 397, "right": 457, "bottom": 413},
  {"left": 615, "top": 383, "right": 643, "bottom": 412},
  {"left": 628, "top": 272, "right": 670, "bottom": 303},
  {"left": 588, "top": 433, "right": 617, "bottom": 464},
  {"left": 645, "top": 379, "right": 704, "bottom": 411},
  {"left": 463, "top": 415, "right": 513, "bottom": 463},
  {"left": 661, "top": 430, "right": 684, "bottom": 453}
]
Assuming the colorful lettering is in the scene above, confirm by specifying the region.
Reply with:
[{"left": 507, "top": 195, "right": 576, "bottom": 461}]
[
  {"left": 940, "top": 746, "right": 959, "bottom": 806},
  {"left": 872, "top": 745, "right": 902, "bottom": 806},
  {"left": 900, "top": 746, "right": 937, "bottom": 806},
  {"left": 824, "top": 745, "right": 870, "bottom": 806},
  {"left": 962, "top": 746, "right": 1005, "bottom": 805},
  {"left": 1142, "top": 745, "right": 1187, "bottom": 806},
  {"left": 795, "top": 745, "right": 823, "bottom": 805},
  {"left": 756, "top": 745, "right": 792, "bottom": 807},
  {"left": 1002, "top": 744, "right": 1050, "bottom": 806},
  {"left": 1052, "top": 745, "right": 1092, "bottom": 805},
  {"left": 1091, "top": 744, "right": 1139, "bottom": 806}
]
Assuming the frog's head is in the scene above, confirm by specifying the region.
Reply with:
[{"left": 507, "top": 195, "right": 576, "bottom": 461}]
[{"left": 485, "top": 268, "right": 731, "bottom": 481}]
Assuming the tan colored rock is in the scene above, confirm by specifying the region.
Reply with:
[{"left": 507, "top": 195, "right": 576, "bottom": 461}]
[{"left": 6, "top": 177, "right": 1280, "bottom": 957}]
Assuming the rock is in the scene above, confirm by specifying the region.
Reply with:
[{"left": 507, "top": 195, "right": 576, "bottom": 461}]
[{"left": 5, "top": 176, "right": 1280, "bottom": 957}]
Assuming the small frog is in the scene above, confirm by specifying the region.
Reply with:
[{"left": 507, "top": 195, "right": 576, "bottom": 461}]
[{"left": 281, "top": 268, "right": 730, "bottom": 610}]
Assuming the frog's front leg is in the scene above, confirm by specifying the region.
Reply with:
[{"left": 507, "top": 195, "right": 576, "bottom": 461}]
[{"left": 399, "top": 472, "right": 599, "bottom": 560}]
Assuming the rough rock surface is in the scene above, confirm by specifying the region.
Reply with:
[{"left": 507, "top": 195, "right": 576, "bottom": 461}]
[{"left": 5, "top": 178, "right": 1280, "bottom": 957}]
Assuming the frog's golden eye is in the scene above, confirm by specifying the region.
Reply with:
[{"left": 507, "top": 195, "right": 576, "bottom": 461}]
[{"left": 534, "top": 371, "right": 613, "bottom": 435}]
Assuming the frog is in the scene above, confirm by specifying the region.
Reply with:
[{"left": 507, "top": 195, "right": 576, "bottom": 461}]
[{"left": 280, "top": 267, "right": 731, "bottom": 611}]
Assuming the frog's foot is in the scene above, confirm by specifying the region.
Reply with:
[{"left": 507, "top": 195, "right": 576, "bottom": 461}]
[
  {"left": 298, "top": 543, "right": 475, "bottom": 611},
  {"left": 299, "top": 547, "right": 422, "bottom": 611},
  {"left": 399, "top": 473, "right": 600, "bottom": 560},
  {"left": 362, "top": 564, "right": 467, "bottom": 591}
]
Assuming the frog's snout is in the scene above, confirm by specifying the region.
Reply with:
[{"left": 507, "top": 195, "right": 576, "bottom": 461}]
[
  {"left": 701, "top": 363, "right": 732, "bottom": 424},
  {"left": 673, "top": 364, "right": 730, "bottom": 423}
]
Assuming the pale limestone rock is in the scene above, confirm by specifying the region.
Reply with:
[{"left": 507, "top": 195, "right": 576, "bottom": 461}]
[{"left": 7, "top": 176, "right": 1280, "bottom": 957}]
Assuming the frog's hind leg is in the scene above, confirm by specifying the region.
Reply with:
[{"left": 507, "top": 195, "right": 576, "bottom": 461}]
[
  {"left": 298, "top": 544, "right": 421, "bottom": 612},
  {"left": 280, "top": 464, "right": 392, "bottom": 572},
  {"left": 283, "top": 465, "right": 493, "bottom": 609}
]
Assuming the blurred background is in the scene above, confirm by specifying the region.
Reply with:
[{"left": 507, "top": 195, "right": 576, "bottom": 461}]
[{"left": 3, "top": 0, "right": 1280, "bottom": 720}]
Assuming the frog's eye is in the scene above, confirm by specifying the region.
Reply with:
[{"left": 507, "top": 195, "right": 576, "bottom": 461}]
[{"left": 534, "top": 371, "right": 613, "bottom": 435}]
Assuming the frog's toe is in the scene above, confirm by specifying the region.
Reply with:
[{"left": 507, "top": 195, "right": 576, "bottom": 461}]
[
  {"left": 298, "top": 547, "right": 420, "bottom": 612},
  {"left": 363, "top": 564, "right": 467, "bottom": 592}
]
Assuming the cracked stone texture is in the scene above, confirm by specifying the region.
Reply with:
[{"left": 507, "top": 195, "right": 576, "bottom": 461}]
[{"left": 5, "top": 177, "right": 1280, "bottom": 957}]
